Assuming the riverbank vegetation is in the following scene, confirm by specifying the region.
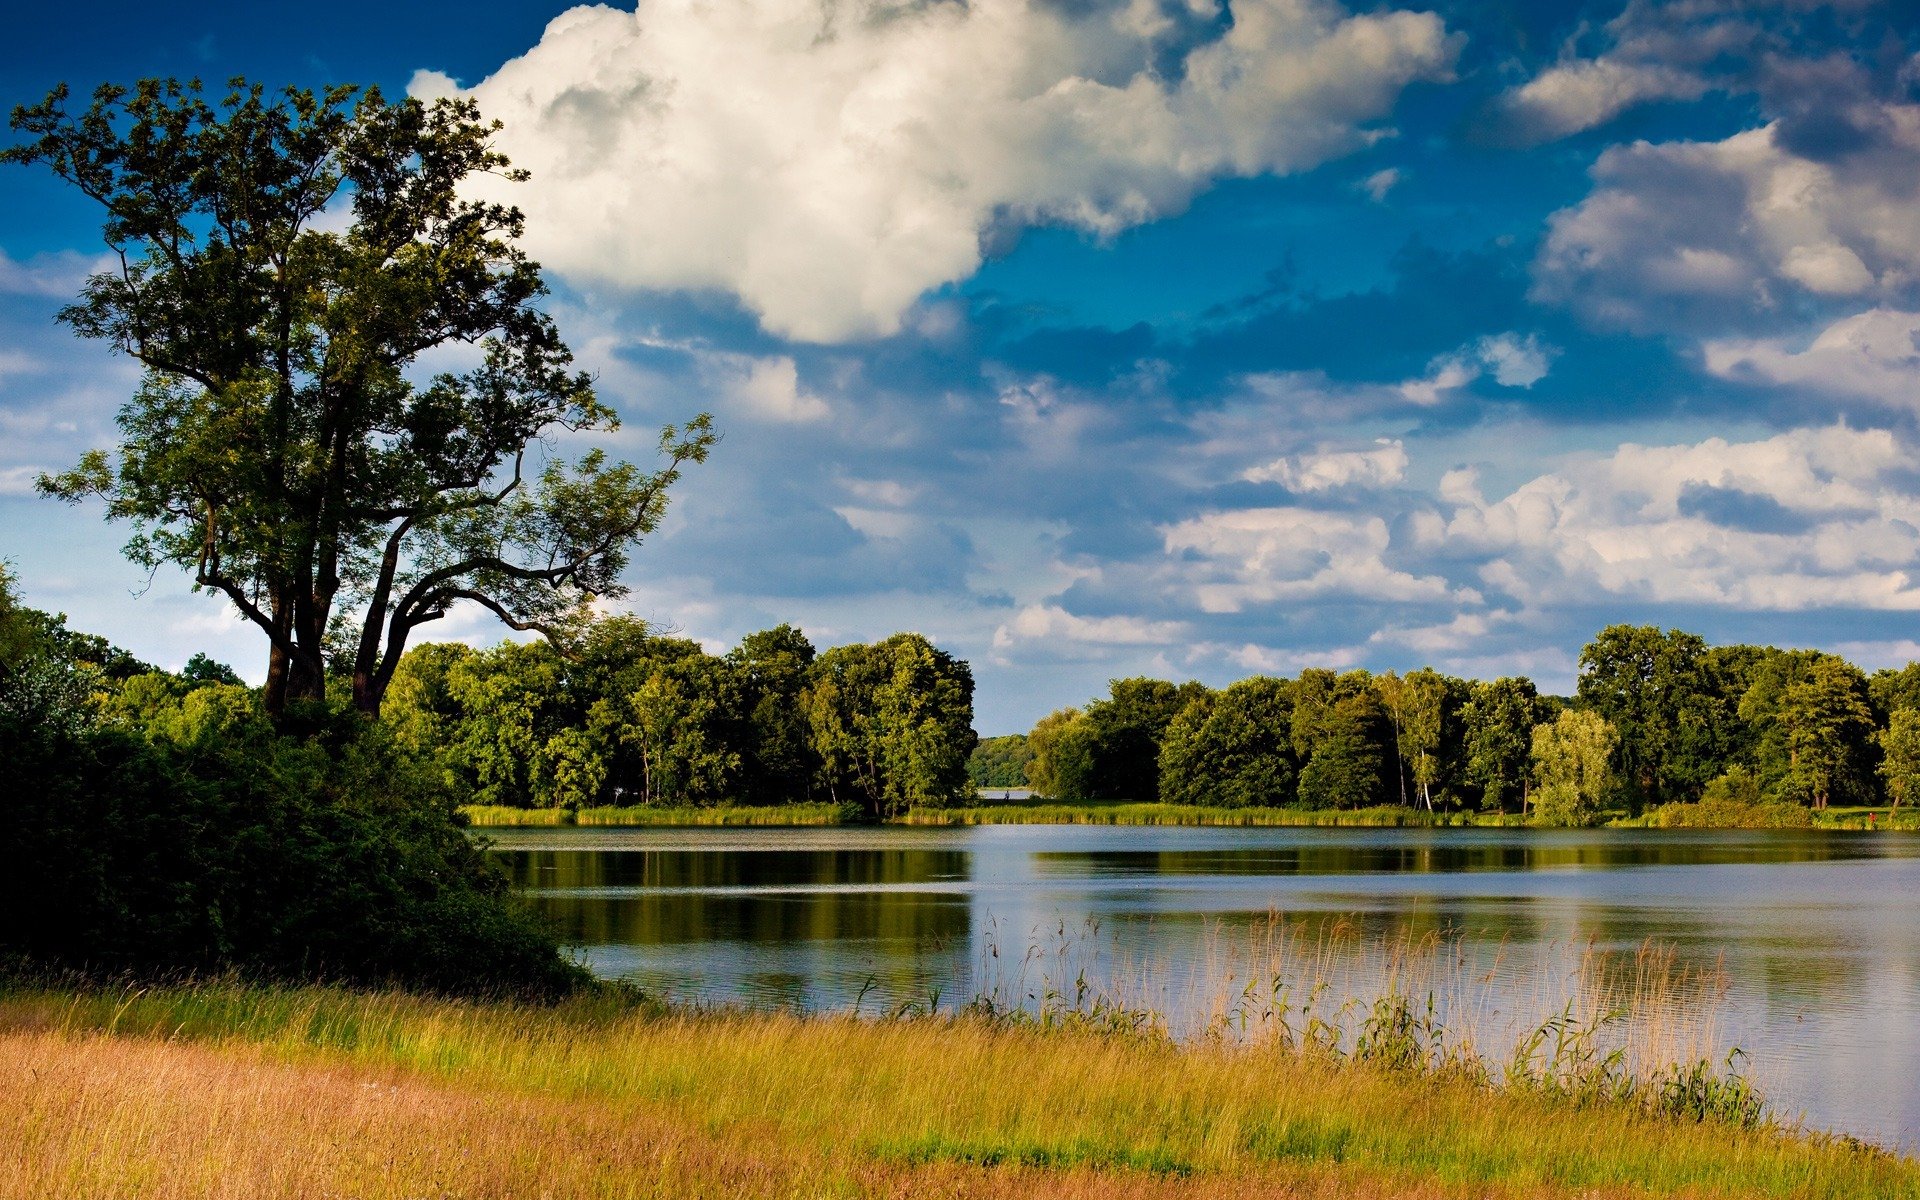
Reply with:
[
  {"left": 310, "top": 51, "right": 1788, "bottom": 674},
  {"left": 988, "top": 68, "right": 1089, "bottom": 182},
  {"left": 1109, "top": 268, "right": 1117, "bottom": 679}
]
[
  {"left": 2, "top": 975, "right": 1911, "bottom": 1200},
  {"left": 1003, "top": 625, "right": 1920, "bottom": 827}
]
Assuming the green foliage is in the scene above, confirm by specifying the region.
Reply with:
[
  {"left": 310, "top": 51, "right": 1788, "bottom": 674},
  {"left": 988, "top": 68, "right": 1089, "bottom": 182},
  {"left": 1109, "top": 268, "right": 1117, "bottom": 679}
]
[
  {"left": 804, "top": 633, "right": 976, "bottom": 819},
  {"left": 375, "top": 620, "right": 967, "bottom": 813},
  {"left": 1780, "top": 657, "right": 1875, "bottom": 810},
  {"left": 1025, "top": 708, "right": 1097, "bottom": 800},
  {"left": 1878, "top": 708, "right": 1920, "bottom": 809},
  {"left": 1076, "top": 677, "right": 1209, "bottom": 801},
  {"left": 1157, "top": 676, "right": 1296, "bottom": 807},
  {"left": 968, "top": 734, "right": 1033, "bottom": 789},
  {"left": 1461, "top": 677, "right": 1545, "bottom": 813},
  {"left": 726, "top": 624, "right": 819, "bottom": 803},
  {"left": 1578, "top": 626, "right": 1733, "bottom": 804},
  {"left": 0, "top": 646, "right": 582, "bottom": 997},
  {"left": 1530, "top": 709, "right": 1618, "bottom": 827},
  {"left": 1296, "top": 687, "right": 1391, "bottom": 811},
  {"left": 8, "top": 77, "right": 711, "bottom": 717}
]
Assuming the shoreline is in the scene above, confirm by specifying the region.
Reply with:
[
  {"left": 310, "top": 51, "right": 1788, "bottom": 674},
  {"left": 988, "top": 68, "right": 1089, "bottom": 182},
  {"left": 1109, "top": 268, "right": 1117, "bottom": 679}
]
[
  {"left": 460, "top": 799, "right": 1913, "bottom": 831},
  {"left": 1, "top": 978, "right": 1909, "bottom": 1199}
]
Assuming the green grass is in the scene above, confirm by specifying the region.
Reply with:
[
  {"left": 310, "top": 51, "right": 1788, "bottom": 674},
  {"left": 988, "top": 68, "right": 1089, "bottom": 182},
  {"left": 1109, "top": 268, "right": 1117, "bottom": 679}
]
[
  {"left": 461, "top": 801, "right": 851, "bottom": 827},
  {"left": 461, "top": 797, "right": 1920, "bottom": 832},
  {"left": 896, "top": 801, "right": 1516, "bottom": 827},
  {"left": 3, "top": 979, "right": 1914, "bottom": 1199}
]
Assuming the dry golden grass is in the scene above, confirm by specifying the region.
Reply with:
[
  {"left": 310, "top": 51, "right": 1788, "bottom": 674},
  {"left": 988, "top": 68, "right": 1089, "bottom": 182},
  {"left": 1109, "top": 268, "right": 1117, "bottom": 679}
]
[
  {"left": 3, "top": 981, "right": 1917, "bottom": 1199},
  {"left": 0, "top": 1027, "right": 1679, "bottom": 1200}
]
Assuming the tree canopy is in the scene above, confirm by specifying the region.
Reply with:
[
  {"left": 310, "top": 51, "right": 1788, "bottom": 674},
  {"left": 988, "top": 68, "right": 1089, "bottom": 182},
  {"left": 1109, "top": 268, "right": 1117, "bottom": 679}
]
[{"left": 7, "top": 78, "right": 712, "bottom": 717}]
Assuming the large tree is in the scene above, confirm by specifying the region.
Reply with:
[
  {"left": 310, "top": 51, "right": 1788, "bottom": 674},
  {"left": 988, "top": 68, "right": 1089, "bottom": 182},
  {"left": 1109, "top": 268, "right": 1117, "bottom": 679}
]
[{"left": 8, "top": 79, "right": 711, "bottom": 717}]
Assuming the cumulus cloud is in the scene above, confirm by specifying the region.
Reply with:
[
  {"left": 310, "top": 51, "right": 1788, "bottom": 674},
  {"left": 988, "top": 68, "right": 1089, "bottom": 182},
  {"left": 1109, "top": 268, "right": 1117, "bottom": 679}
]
[
  {"left": 1702, "top": 308, "right": 1920, "bottom": 409},
  {"left": 1534, "top": 103, "right": 1920, "bottom": 333},
  {"left": 992, "top": 603, "right": 1186, "bottom": 650},
  {"left": 1161, "top": 507, "right": 1460, "bottom": 613},
  {"left": 1492, "top": 58, "right": 1708, "bottom": 145},
  {"left": 1244, "top": 438, "right": 1408, "bottom": 491},
  {"left": 716, "top": 354, "right": 832, "bottom": 422},
  {"left": 1422, "top": 424, "right": 1920, "bottom": 611},
  {"left": 419, "top": 0, "right": 1457, "bottom": 341}
]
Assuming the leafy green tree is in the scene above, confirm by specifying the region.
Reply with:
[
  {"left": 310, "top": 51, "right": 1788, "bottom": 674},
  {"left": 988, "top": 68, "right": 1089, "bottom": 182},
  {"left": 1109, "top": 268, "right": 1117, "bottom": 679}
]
[
  {"left": 439, "top": 641, "right": 573, "bottom": 808},
  {"left": 1530, "top": 709, "right": 1618, "bottom": 827},
  {"left": 10, "top": 78, "right": 712, "bottom": 718},
  {"left": 181, "top": 652, "right": 244, "bottom": 687},
  {"left": 620, "top": 657, "right": 740, "bottom": 805},
  {"left": 1461, "top": 677, "right": 1543, "bottom": 814},
  {"left": 1577, "top": 625, "right": 1732, "bottom": 804},
  {"left": 1296, "top": 689, "right": 1390, "bottom": 810},
  {"left": 804, "top": 634, "right": 973, "bottom": 818},
  {"left": 1399, "top": 668, "right": 1451, "bottom": 811},
  {"left": 727, "top": 624, "right": 819, "bottom": 803},
  {"left": 1737, "top": 650, "right": 1876, "bottom": 808},
  {"left": 1870, "top": 664, "right": 1920, "bottom": 722},
  {"left": 1879, "top": 709, "right": 1920, "bottom": 810},
  {"left": 1158, "top": 676, "right": 1296, "bottom": 807},
  {"left": 1780, "top": 656, "right": 1875, "bottom": 810},
  {"left": 968, "top": 733, "right": 1033, "bottom": 789},
  {"left": 1080, "top": 677, "right": 1208, "bottom": 801},
  {"left": 1026, "top": 707, "right": 1096, "bottom": 800}
]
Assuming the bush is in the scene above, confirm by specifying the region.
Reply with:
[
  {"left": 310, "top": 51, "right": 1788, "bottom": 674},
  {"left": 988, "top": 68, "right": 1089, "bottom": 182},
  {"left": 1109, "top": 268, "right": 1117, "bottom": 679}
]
[{"left": 0, "top": 667, "right": 586, "bottom": 998}]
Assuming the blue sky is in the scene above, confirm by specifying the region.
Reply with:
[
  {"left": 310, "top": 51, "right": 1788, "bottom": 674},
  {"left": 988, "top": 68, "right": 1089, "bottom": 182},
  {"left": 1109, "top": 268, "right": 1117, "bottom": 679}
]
[{"left": 5, "top": 0, "right": 1920, "bottom": 732}]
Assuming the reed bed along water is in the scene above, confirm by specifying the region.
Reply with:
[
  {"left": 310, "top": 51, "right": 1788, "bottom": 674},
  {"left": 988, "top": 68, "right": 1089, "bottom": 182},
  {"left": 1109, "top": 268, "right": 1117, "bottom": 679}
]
[{"left": 5, "top": 925, "right": 1914, "bottom": 1199}]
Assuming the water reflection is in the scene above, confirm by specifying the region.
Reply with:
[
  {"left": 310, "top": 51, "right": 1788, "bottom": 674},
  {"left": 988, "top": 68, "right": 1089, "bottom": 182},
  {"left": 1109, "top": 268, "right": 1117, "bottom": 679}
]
[{"left": 484, "top": 824, "right": 1920, "bottom": 1145}]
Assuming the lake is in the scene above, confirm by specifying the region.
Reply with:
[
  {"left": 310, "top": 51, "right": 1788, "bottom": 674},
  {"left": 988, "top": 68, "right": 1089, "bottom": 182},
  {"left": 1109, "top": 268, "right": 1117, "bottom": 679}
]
[{"left": 486, "top": 823, "right": 1920, "bottom": 1146}]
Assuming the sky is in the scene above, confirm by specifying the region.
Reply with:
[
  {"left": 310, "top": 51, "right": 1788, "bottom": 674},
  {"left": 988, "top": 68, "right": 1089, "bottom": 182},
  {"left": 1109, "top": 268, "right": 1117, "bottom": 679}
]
[{"left": 5, "top": 0, "right": 1920, "bottom": 733}]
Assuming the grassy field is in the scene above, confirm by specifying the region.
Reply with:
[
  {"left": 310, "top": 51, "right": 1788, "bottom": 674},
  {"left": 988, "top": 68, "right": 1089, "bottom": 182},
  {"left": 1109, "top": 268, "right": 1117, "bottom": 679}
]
[{"left": 2, "top": 979, "right": 1912, "bottom": 1199}]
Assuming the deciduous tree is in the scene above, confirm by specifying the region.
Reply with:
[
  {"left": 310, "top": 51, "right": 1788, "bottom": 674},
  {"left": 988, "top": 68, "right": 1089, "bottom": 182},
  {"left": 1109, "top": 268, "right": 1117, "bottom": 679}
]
[{"left": 9, "top": 78, "right": 712, "bottom": 718}]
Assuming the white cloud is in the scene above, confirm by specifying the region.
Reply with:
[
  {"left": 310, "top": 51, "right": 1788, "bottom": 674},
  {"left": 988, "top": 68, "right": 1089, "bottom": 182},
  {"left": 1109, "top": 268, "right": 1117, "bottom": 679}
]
[
  {"left": 0, "top": 249, "right": 111, "bottom": 298},
  {"left": 1535, "top": 107, "right": 1920, "bottom": 332},
  {"left": 720, "top": 354, "right": 832, "bottom": 423},
  {"left": 1244, "top": 438, "right": 1407, "bottom": 491},
  {"left": 0, "top": 466, "right": 43, "bottom": 497},
  {"left": 1398, "top": 332, "right": 1557, "bottom": 403},
  {"left": 1702, "top": 308, "right": 1920, "bottom": 409},
  {"left": 992, "top": 603, "right": 1186, "bottom": 649},
  {"left": 1493, "top": 58, "right": 1707, "bottom": 144},
  {"left": 420, "top": 0, "right": 1456, "bottom": 341},
  {"left": 1160, "top": 507, "right": 1459, "bottom": 612},
  {"left": 1427, "top": 424, "right": 1920, "bottom": 611},
  {"left": 1358, "top": 166, "right": 1401, "bottom": 202}
]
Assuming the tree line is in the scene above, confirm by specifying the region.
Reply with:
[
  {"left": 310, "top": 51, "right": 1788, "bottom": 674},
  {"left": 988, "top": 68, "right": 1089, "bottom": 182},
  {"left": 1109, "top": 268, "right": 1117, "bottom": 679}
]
[
  {"left": 990, "top": 625, "right": 1920, "bottom": 823},
  {"left": 377, "top": 619, "right": 976, "bottom": 819}
]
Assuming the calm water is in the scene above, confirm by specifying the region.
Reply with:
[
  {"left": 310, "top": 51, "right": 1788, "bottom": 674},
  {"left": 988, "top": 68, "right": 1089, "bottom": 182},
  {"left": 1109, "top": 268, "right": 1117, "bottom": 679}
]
[{"left": 486, "top": 824, "right": 1920, "bottom": 1146}]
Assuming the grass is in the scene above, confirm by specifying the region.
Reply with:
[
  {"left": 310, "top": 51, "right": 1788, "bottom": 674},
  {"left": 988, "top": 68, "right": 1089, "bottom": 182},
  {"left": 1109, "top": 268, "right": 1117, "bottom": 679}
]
[
  {"left": 462, "top": 800, "right": 1526, "bottom": 828},
  {"left": 461, "top": 801, "right": 851, "bottom": 827},
  {"left": 6, "top": 925, "right": 1917, "bottom": 1199},
  {"left": 461, "top": 796, "right": 1920, "bottom": 831},
  {"left": 2, "top": 971, "right": 1913, "bottom": 1200},
  {"left": 897, "top": 801, "right": 1518, "bottom": 827}
]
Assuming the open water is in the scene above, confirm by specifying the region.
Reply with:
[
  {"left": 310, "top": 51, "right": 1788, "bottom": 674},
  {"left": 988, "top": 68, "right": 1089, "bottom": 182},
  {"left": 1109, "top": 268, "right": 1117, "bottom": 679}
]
[{"left": 486, "top": 824, "right": 1920, "bottom": 1145}]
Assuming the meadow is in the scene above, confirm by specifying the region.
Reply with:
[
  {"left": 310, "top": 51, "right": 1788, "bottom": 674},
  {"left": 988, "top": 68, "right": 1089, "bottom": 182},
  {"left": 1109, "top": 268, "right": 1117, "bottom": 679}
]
[{"left": 5, "top": 941, "right": 1916, "bottom": 1200}]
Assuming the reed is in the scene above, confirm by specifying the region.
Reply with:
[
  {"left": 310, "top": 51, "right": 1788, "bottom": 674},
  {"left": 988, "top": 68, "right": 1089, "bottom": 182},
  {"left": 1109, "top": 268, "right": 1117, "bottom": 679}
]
[
  {"left": 898, "top": 802, "right": 1513, "bottom": 827},
  {"left": 461, "top": 801, "right": 850, "bottom": 827},
  {"left": 4, "top": 930, "right": 1913, "bottom": 1199}
]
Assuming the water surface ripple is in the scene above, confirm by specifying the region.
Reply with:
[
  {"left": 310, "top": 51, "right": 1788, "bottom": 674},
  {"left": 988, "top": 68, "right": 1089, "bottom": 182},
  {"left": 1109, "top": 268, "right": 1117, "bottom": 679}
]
[{"left": 487, "top": 824, "right": 1920, "bottom": 1146}]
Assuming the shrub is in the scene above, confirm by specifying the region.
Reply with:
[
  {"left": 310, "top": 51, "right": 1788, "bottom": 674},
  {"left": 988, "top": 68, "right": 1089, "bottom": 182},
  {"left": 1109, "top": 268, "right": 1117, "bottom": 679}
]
[{"left": 0, "top": 665, "right": 585, "bottom": 998}]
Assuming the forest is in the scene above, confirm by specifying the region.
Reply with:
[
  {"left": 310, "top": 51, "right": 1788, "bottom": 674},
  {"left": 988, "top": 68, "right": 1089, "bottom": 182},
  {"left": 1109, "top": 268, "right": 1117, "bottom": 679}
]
[{"left": 976, "top": 625, "right": 1920, "bottom": 825}]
